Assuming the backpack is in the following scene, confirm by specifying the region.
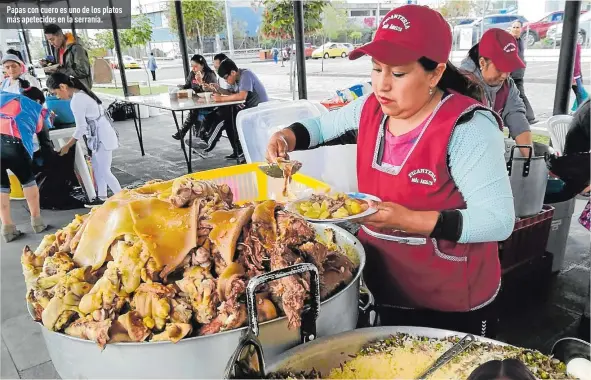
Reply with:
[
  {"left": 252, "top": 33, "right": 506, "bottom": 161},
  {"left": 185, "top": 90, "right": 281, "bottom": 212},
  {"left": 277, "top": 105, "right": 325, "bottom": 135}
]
[{"left": 106, "top": 101, "right": 136, "bottom": 122}]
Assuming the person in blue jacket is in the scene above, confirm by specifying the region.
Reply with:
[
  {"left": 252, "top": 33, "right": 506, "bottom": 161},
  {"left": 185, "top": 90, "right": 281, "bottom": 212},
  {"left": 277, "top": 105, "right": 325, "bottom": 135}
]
[
  {"left": 1, "top": 83, "right": 52, "bottom": 242},
  {"left": 147, "top": 53, "right": 158, "bottom": 81}
]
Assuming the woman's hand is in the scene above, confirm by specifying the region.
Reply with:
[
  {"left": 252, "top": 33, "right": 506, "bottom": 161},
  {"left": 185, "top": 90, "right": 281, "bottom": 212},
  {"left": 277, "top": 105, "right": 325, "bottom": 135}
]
[
  {"left": 355, "top": 201, "right": 411, "bottom": 230},
  {"left": 265, "top": 131, "right": 291, "bottom": 163},
  {"left": 59, "top": 145, "right": 71, "bottom": 156}
]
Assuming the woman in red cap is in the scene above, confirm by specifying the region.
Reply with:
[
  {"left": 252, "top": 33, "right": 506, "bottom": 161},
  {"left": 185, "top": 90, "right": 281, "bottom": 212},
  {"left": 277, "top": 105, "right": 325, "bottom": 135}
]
[
  {"left": 461, "top": 28, "right": 533, "bottom": 157},
  {"left": 266, "top": 5, "right": 515, "bottom": 337}
]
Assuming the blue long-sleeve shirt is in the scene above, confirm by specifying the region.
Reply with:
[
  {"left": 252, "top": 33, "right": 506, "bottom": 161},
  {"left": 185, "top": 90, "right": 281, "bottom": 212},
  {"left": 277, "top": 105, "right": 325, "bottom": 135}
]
[{"left": 298, "top": 95, "right": 515, "bottom": 244}]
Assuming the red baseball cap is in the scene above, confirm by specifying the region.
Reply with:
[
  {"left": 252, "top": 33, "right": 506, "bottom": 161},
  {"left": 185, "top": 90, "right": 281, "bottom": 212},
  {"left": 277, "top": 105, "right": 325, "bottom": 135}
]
[
  {"left": 479, "top": 28, "right": 525, "bottom": 73},
  {"left": 349, "top": 5, "right": 451, "bottom": 65}
]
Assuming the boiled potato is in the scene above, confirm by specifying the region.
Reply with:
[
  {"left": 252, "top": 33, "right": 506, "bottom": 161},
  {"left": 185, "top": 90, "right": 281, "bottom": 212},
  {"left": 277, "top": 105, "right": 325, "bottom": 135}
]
[
  {"left": 318, "top": 211, "right": 330, "bottom": 219},
  {"left": 304, "top": 209, "right": 321, "bottom": 219},
  {"left": 332, "top": 207, "right": 350, "bottom": 219}
]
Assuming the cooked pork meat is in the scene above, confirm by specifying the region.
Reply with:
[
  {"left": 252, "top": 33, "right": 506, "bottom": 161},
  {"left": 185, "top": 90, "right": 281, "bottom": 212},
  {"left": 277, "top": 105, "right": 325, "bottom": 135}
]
[
  {"left": 170, "top": 178, "right": 233, "bottom": 208},
  {"left": 276, "top": 211, "right": 315, "bottom": 247},
  {"left": 151, "top": 323, "right": 192, "bottom": 343},
  {"left": 320, "top": 253, "right": 356, "bottom": 300},
  {"left": 176, "top": 266, "right": 218, "bottom": 324},
  {"left": 269, "top": 245, "right": 308, "bottom": 329},
  {"left": 118, "top": 311, "right": 151, "bottom": 342},
  {"left": 64, "top": 316, "right": 112, "bottom": 349},
  {"left": 131, "top": 282, "right": 177, "bottom": 331},
  {"left": 297, "top": 242, "right": 329, "bottom": 275}
]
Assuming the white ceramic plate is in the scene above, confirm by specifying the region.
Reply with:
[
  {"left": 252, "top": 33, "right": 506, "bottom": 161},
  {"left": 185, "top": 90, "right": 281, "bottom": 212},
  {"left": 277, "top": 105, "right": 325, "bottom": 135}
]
[{"left": 288, "top": 192, "right": 381, "bottom": 223}]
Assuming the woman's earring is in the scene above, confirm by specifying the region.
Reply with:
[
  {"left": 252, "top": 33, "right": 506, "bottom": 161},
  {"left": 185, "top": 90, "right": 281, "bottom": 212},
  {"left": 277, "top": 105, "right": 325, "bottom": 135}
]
[{"left": 428, "top": 87, "right": 434, "bottom": 95}]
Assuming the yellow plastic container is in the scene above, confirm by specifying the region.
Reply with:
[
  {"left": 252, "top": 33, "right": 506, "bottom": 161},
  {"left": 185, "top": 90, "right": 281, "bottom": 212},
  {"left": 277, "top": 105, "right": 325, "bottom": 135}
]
[
  {"left": 7, "top": 170, "right": 25, "bottom": 200},
  {"left": 183, "top": 163, "right": 331, "bottom": 204}
]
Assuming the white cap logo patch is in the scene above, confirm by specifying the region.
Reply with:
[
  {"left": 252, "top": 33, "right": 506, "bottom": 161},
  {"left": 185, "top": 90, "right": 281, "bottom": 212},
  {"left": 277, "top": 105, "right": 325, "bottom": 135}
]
[
  {"left": 503, "top": 42, "right": 516, "bottom": 53},
  {"left": 381, "top": 14, "right": 411, "bottom": 32}
]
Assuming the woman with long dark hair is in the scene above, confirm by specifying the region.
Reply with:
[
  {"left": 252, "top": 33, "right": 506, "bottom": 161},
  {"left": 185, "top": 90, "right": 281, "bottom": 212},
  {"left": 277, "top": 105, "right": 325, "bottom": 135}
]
[
  {"left": 265, "top": 5, "right": 514, "bottom": 337},
  {"left": 46, "top": 72, "right": 121, "bottom": 207},
  {"left": 172, "top": 54, "right": 218, "bottom": 141}
]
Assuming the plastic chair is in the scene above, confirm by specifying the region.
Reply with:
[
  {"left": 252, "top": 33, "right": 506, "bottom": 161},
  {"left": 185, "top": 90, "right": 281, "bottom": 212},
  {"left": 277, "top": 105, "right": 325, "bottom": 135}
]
[{"left": 546, "top": 115, "right": 573, "bottom": 155}]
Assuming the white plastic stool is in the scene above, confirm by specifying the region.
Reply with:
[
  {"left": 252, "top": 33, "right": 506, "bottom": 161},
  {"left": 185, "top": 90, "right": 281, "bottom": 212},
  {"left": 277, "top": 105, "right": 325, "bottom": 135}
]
[{"left": 546, "top": 115, "right": 573, "bottom": 155}]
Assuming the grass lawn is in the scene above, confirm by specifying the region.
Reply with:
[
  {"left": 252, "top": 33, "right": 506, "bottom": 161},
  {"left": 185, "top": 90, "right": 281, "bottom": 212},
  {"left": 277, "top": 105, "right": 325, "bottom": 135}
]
[
  {"left": 94, "top": 85, "right": 169, "bottom": 97},
  {"left": 504, "top": 129, "right": 550, "bottom": 145}
]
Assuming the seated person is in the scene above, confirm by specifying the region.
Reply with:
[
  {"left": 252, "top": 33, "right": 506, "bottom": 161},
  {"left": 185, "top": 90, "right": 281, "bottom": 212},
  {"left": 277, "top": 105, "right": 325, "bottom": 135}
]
[
  {"left": 172, "top": 54, "right": 218, "bottom": 141},
  {"left": 1, "top": 83, "right": 52, "bottom": 242},
  {"left": 545, "top": 99, "right": 590, "bottom": 205},
  {"left": 207, "top": 58, "right": 269, "bottom": 161}
]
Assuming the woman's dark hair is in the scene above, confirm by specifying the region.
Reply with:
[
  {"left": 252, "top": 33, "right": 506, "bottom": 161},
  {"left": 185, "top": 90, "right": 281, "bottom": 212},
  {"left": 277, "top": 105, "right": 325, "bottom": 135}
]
[
  {"left": 418, "top": 56, "right": 484, "bottom": 102},
  {"left": 6, "top": 48, "right": 24, "bottom": 62},
  {"left": 190, "top": 54, "right": 214, "bottom": 76},
  {"left": 16, "top": 78, "right": 30, "bottom": 89},
  {"left": 467, "top": 359, "right": 536, "bottom": 380},
  {"left": 46, "top": 72, "right": 102, "bottom": 105},
  {"left": 468, "top": 43, "right": 481, "bottom": 66},
  {"left": 22, "top": 86, "right": 46, "bottom": 104},
  {"left": 213, "top": 53, "right": 228, "bottom": 62}
]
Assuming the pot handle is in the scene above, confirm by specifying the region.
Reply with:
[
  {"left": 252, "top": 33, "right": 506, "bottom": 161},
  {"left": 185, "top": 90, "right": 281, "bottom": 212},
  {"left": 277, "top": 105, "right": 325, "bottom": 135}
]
[
  {"left": 507, "top": 145, "right": 533, "bottom": 177},
  {"left": 357, "top": 278, "right": 376, "bottom": 328},
  {"left": 224, "top": 263, "right": 321, "bottom": 379}
]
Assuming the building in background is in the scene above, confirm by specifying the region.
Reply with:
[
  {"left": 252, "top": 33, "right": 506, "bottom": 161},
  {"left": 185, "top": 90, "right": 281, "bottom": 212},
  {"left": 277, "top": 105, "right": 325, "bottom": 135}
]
[{"left": 132, "top": 0, "right": 262, "bottom": 56}]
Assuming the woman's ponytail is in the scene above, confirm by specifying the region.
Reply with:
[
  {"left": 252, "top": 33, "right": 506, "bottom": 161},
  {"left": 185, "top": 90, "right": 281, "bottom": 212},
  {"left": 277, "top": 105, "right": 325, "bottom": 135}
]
[
  {"left": 70, "top": 77, "right": 102, "bottom": 105},
  {"left": 46, "top": 72, "right": 102, "bottom": 105}
]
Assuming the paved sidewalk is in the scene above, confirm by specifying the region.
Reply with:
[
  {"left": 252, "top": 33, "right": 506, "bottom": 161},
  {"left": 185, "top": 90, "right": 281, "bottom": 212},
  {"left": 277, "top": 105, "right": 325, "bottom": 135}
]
[{"left": 1, "top": 109, "right": 589, "bottom": 379}]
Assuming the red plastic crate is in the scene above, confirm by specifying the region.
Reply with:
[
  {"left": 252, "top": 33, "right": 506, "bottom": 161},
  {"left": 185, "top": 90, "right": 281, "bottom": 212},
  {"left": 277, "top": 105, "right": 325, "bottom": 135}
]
[{"left": 498, "top": 205, "right": 555, "bottom": 272}]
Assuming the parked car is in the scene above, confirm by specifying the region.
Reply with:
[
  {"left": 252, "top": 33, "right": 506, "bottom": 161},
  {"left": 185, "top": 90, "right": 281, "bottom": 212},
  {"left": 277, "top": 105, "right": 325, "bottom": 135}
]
[
  {"left": 522, "top": 11, "right": 566, "bottom": 46},
  {"left": 547, "top": 11, "right": 591, "bottom": 46},
  {"left": 454, "top": 14, "right": 528, "bottom": 46},
  {"left": 341, "top": 43, "right": 354, "bottom": 53},
  {"left": 290, "top": 43, "right": 315, "bottom": 59},
  {"left": 311, "top": 43, "right": 349, "bottom": 59},
  {"left": 106, "top": 55, "right": 140, "bottom": 69}
]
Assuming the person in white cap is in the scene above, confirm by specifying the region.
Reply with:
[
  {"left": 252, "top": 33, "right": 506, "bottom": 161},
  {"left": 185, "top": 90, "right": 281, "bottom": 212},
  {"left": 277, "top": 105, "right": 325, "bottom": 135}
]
[{"left": 1, "top": 53, "right": 40, "bottom": 94}]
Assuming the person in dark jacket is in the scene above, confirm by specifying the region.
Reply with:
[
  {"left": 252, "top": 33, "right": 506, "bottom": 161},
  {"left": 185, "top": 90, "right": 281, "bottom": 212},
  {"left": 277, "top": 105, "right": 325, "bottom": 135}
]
[
  {"left": 44, "top": 24, "right": 92, "bottom": 89},
  {"left": 172, "top": 54, "right": 218, "bottom": 141},
  {"left": 545, "top": 99, "right": 590, "bottom": 204},
  {"left": 509, "top": 20, "right": 536, "bottom": 123}
]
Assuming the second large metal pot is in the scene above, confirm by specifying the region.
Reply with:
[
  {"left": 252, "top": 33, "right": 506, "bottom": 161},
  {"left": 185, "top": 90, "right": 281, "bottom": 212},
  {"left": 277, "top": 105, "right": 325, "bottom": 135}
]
[
  {"left": 31, "top": 223, "right": 366, "bottom": 379},
  {"left": 506, "top": 144, "right": 550, "bottom": 218}
]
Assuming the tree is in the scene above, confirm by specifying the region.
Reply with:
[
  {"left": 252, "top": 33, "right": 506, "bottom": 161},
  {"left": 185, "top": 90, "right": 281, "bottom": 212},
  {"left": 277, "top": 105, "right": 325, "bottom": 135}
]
[
  {"left": 121, "top": 14, "right": 153, "bottom": 48},
  {"left": 259, "top": 0, "right": 326, "bottom": 39},
  {"left": 437, "top": 0, "right": 471, "bottom": 26},
  {"left": 349, "top": 31, "right": 362, "bottom": 44},
  {"left": 168, "top": 0, "right": 224, "bottom": 52},
  {"left": 322, "top": 3, "right": 348, "bottom": 41},
  {"left": 95, "top": 30, "right": 115, "bottom": 50}
]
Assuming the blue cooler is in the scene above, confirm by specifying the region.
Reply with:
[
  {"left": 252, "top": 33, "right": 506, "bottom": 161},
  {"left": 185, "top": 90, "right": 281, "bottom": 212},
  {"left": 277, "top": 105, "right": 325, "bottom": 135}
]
[{"left": 45, "top": 95, "right": 75, "bottom": 128}]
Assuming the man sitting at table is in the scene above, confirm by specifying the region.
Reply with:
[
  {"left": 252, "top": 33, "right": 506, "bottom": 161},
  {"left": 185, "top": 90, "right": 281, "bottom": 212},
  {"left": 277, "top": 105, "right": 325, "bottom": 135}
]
[{"left": 206, "top": 58, "right": 269, "bottom": 161}]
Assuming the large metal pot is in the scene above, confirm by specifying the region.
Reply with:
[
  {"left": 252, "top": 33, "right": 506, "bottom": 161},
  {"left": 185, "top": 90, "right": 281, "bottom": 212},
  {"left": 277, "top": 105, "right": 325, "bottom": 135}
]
[
  {"left": 30, "top": 223, "right": 367, "bottom": 379},
  {"left": 263, "top": 326, "right": 507, "bottom": 376},
  {"left": 506, "top": 144, "right": 550, "bottom": 218}
]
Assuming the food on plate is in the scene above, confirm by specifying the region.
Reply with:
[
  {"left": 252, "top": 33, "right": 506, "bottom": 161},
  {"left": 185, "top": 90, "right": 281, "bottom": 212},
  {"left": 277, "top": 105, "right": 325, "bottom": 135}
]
[
  {"left": 276, "top": 158, "right": 302, "bottom": 197},
  {"left": 269, "top": 334, "right": 572, "bottom": 379},
  {"left": 22, "top": 175, "right": 358, "bottom": 348},
  {"left": 294, "top": 193, "right": 369, "bottom": 220}
]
